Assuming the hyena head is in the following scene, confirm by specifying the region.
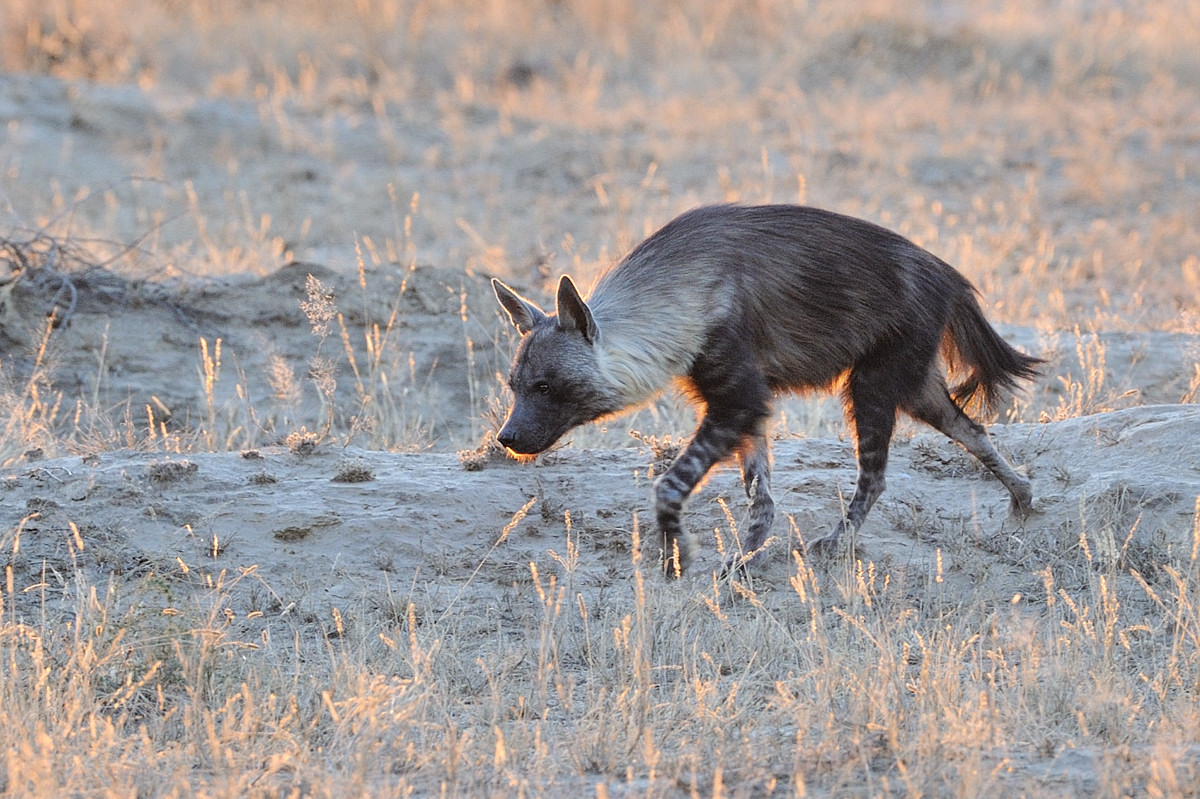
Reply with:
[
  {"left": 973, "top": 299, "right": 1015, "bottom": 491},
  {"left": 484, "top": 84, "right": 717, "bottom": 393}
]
[{"left": 491, "top": 275, "right": 622, "bottom": 455}]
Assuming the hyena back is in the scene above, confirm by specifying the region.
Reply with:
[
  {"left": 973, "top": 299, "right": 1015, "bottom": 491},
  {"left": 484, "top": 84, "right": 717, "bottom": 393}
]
[{"left": 492, "top": 204, "right": 1041, "bottom": 576}]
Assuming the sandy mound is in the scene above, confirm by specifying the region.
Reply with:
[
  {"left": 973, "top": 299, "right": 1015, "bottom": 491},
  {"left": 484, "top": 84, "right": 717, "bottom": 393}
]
[{"left": 5, "top": 404, "right": 1197, "bottom": 624}]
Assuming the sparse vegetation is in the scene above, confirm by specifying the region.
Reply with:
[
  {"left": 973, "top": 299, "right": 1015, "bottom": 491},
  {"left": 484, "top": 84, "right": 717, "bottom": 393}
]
[
  {"left": 332, "top": 457, "right": 375, "bottom": 483},
  {"left": 0, "top": 0, "right": 1198, "bottom": 795},
  {"left": 146, "top": 457, "right": 198, "bottom": 482}
]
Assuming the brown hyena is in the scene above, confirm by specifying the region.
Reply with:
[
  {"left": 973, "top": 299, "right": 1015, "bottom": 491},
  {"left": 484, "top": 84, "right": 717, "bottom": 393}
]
[{"left": 492, "top": 204, "right": 1041, "bottom": 576}]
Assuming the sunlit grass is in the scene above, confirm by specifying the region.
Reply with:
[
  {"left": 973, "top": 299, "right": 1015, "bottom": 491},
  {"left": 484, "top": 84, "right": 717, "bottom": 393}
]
[{"left": 3, "top": 493, "right": 1200, "bottom": 795}]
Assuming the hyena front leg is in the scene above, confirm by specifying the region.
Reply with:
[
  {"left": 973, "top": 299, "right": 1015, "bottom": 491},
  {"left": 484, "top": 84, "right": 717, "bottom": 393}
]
[
  {"left": 723, "top": 435, "right": 775, "bottom": 575},
  {"left": 655, "top": 414, "right": 754, "bottom": 577}
]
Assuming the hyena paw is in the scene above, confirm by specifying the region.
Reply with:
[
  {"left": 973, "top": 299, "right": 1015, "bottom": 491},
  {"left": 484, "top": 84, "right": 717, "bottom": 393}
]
[
  {"left": 661, "top": 534, "right": 696, "bottom": 578},
  {"left": 720, "top": 539, "right": 774, "bottom": 579},
  {"left": 803, "top": 532, "right": 840, "bottom": 557},
  {"left": 804, "top": 526, "right": 856, "bottom": 558},
  {"left": 1009, "top": 490, "right": 1035, "bottom": 518},
  {"left": 1007, "top": 463, "right": 1036, "bottom": 513},
  {"left": 720, "top": 554, "right": 749, "bottom": 580}
]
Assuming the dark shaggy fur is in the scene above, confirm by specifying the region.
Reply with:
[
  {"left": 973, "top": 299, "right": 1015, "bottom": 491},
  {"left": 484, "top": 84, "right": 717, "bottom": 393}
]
[{"left": 493, "top": 204, "right": 1042, "bottom": 576}]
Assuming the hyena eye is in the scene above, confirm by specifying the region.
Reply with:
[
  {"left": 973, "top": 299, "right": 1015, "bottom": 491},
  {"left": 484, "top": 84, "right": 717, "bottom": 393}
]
[{"left": 535, "top": 382, "right": 551, "bottom": 395}]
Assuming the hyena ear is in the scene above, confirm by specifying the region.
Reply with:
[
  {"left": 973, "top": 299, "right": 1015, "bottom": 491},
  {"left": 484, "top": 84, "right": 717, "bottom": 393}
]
[
  {"left": 492, "top": 278, "right": 547, "bottom": 335},
  {"left": 556, "top": 275, "right": 599, "bottom": 345}
]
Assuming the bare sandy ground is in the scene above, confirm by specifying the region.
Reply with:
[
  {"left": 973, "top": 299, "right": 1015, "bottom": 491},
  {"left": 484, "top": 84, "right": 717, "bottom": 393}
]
[
  {"left": 5, "top": 403, "right": 1198, "bottom": 626},
  {"left": 1, "top": 401, "right": 1197, "bottom": 795}
]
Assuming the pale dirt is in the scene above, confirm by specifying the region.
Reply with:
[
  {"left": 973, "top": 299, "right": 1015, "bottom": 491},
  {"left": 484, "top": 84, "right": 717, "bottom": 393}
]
[{"left": 4, "top": 405, "right": 1199, "bottom": 625}]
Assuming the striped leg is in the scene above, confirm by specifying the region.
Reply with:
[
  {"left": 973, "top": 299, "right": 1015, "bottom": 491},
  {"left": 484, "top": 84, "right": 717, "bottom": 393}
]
[
  {"left": 723, "top": 434, "right": 776, "bottom": 574},
  {"left": 655, "top": 415, "right": 747, "bottom": 576},
  {"left": 659, "top": 332, "right": 771, "bottom": 576},
  {"left": 808, "top": 363, "right": 900, "bottom": 554},
  {"left": 905, "top": 372, "right": 1033, "bottom": 514}
]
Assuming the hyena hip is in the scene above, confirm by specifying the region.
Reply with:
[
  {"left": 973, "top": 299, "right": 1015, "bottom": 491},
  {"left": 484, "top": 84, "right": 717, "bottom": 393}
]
[{"left": 491, "top": 203, "right": 1042, "bottom": 577}]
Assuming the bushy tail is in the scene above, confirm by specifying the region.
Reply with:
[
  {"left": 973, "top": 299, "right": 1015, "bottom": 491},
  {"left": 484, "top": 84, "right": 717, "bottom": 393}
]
[{"left": 944, "top": 290, "right": 1042, "bottom": 414}]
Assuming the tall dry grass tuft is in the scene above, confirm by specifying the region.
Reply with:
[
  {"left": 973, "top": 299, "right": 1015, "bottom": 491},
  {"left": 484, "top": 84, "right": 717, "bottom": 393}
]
[
  {"left": 328, "top": 230, "right": 438, "bottom": 449},
  {"left": 0, "top": 321, "right": 61, "bottom": 467}
]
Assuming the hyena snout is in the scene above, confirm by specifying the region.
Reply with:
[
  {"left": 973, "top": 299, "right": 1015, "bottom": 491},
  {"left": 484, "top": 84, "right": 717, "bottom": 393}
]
[
  {"left": 496, "top": 408, "right": 570, "bottom": 455},
  {"left": 496, "top": 424, "right": 538, "bottom": 454}
]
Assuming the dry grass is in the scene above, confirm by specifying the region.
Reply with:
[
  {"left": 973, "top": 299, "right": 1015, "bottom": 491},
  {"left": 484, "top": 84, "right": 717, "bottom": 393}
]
[
  {"left": 4, "top": 500, "right": 1200, "bottom": 796},
  {"left": 1, "top": 0, "right": 1199, "bottom": 795}
]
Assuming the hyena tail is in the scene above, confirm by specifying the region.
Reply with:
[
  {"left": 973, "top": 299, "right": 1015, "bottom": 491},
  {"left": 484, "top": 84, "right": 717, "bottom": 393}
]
[{"left": 944, "top": 289, "right": 1043, "bottom": 414}]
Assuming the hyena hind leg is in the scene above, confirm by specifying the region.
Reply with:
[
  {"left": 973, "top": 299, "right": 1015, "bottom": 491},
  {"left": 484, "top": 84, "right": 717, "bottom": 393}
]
[
  {"left": 906, "top": 376, "right": 1034, "bottom": 515},
  {"left": 723, "top": 435, "right": 776, "bottom": 575},
  {"left": 806, "top": 366, "right": 901, "bottom": 555}
]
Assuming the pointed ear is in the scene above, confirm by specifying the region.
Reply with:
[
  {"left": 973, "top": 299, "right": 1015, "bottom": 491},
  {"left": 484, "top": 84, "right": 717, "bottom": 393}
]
[
  {"left": 492, "top": 278, "right": 547, "bottom": 335},
  {"left": 556, "top": 275, "right": 598, "bottom": 344}
]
